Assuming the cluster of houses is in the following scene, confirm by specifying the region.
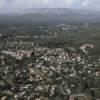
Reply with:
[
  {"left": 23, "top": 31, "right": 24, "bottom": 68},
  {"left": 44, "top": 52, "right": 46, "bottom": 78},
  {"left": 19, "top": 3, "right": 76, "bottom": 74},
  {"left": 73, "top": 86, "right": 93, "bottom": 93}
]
[{"left": 0, "top": 43, "right": 100, "bottom": 99}]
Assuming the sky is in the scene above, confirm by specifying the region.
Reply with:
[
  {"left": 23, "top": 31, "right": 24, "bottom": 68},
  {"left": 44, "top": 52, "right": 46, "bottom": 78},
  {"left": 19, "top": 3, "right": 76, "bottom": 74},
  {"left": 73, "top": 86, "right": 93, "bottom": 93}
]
[{"left": 0, "top": 0, "right": 100, "bottom": 13}]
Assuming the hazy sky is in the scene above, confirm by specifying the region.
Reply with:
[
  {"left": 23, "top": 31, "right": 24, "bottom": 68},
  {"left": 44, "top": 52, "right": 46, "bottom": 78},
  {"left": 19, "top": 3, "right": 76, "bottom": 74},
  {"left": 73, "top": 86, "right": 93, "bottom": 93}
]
[{"left": 0, "top": 0, "right": 100, "bottom": 13}]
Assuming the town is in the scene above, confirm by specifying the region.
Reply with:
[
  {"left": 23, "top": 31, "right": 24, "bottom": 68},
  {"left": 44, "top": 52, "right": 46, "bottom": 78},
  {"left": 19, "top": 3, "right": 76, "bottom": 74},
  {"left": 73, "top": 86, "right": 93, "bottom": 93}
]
[{"left": 0, "top": 22, "right": 100, "bottom": 100}]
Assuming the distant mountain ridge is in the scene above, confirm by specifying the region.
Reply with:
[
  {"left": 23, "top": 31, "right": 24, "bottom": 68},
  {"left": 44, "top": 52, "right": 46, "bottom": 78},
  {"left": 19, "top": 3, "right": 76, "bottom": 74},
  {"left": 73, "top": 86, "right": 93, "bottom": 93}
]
[
  {"left": 25, "top": 8, "right": 73, "bottom": 14},
  {"left": 0, "top": 8, "right": 100, "bottom": 24},
  {"left": 24, "top": 8, "right": 100, "bottom": 15}
]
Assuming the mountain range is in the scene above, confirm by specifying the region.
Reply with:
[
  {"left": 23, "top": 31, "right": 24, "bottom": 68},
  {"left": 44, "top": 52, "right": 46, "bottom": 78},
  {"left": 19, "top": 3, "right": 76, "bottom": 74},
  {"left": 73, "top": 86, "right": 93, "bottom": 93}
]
[{"left": 0, "top": 8, "right": 100, "bottom": 24}]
